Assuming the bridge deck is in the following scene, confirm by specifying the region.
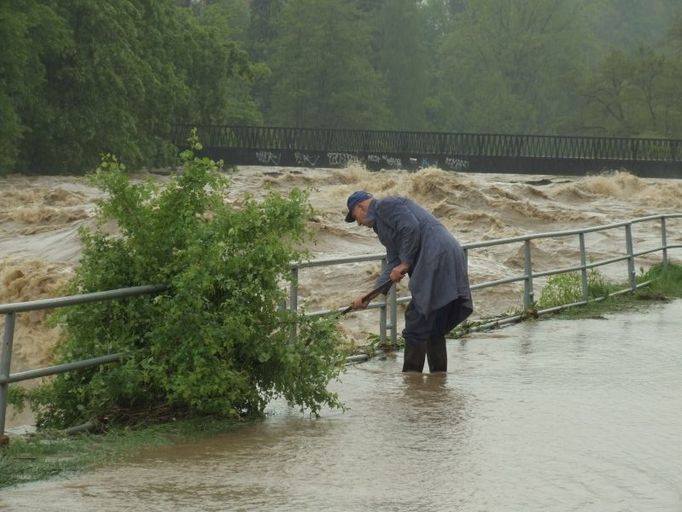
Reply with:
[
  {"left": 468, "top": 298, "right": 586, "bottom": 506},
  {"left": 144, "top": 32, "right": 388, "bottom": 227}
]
[{"left": 172, "top": 125, "right": 682, "bottom": 178}]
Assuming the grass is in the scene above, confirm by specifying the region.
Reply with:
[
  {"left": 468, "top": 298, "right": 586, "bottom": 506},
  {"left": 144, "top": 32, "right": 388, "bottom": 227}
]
[
  {"left": 0, "top": 416, "right": 248, "bottom": 489},
  {"left": 544, "top": 262, "right": 682, "bottom": 320},
  {"left": 542, "top": 288, "right": 669, "bottom": 319},
  {"left": 451, "top": 262, "right": 682, "bottom": 330},
  {"left": 535, "top": 267, "right": 613, "bottom": 310}
]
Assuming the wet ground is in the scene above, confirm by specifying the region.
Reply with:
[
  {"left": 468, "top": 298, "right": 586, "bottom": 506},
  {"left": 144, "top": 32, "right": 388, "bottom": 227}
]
[{"left": 2, "top": 300, "right": 682, "bottom": 511}]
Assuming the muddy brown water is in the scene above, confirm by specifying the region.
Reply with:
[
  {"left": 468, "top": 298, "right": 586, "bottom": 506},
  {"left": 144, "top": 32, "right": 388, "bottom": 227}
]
[
  {"left": 4, "top": 168, "right": 682, "bottom": 374},
  {"left": 2, "top": 300, "right": 682, "bottom": 511}
]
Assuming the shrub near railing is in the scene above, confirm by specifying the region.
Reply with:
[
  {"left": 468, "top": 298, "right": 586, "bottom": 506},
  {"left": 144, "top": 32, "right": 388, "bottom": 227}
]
[
  {"left": 22, "top": 136, "right": 346, "bottom": 430},
  {"left": 536, "top": 268, "right": 611, "bottom": 309}
]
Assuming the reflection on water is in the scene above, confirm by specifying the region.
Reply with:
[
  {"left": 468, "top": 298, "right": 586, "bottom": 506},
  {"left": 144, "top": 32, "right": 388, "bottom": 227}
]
[{"left": 2, "top": 300, "right": 682, "bottom": 511}]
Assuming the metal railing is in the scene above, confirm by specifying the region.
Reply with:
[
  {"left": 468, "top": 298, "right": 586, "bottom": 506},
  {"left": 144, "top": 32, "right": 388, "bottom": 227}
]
[
  {"left": 0, "top": 285, "right": 167, "bottom": 436},
  {"left": 2, "top": 214, "right": 681, "bottom": 436},
  {"left": 174, "top": 125, "right": 682, "bottom": 162},
  {"left": 289, "top": 214, "right": 682, "bottom": 342},
  {"left": 172, "top": 125, "right": 682, "bottom": 178}
]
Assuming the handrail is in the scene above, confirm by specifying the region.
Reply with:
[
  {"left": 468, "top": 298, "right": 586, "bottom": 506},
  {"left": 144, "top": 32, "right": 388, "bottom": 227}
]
[
  {"left": 172, "top": 125, "right": 682, "bottom": 177},
  {"left": 288, "top": 213, "right": 681, "bottom": 343},
  {"left": 174, "top": 124, "right": 682, "bottom": 162},
  {"left": 1, "top": 213, "right": 680, "bottom": 436},
  {"left": 0, "top": 284, "right": 168, "bottom": 315},
  {"left": 0, "top": 285, "right": 168, "bottom": 436},
  {"left": 464, "top": 213, "right": 682, "bottom": 249}
]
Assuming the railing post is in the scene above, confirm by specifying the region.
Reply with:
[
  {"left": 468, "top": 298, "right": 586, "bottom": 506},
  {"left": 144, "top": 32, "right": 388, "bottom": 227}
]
[
  {"left": 625, "top": 223, "right": 637, "bottom": 291},
  {"left": 523, "top": 240, "right": 534, "bottom": 309},
  {"left": 661, "top": 217, "right": 668, "bottom": 269},
  {"left": 0, "top": 312, "right": 17, "bottom": 437},
  {"left": 289, "top": 266, "right": 299, "bottom": 313},
  {"left": 379, "top": 261, "right": 387, "bottom": 344},
  {"left": 579, "top": 233, "right": 589, "bottom": 302}
]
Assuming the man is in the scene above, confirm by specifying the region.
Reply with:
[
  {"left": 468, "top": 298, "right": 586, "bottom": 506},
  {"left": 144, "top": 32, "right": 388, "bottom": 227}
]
[{"left": 345, "top": 190, "right": 473, "bottom": 373}]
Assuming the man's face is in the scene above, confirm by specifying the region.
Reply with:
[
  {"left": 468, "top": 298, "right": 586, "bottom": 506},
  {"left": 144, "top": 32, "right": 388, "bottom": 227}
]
[{"left": 351, "top": 200, "right": 373, "bottom": 227}]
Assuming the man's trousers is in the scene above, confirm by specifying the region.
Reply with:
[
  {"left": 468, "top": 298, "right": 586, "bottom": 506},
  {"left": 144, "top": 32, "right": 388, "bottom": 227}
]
[{"left": 402, "top": 297, "right": 473, "bottom": 373}]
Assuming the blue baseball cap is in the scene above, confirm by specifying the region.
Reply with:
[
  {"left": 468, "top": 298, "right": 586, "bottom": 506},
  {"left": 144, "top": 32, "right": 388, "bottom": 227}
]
[{"left": 345, "top": 191, "right": 373, "bottom": 222}]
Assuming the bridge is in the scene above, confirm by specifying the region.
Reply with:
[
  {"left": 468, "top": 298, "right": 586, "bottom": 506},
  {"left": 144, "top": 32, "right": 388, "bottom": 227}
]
[{"left": 172, "top": 125, "right": 682, "bottom": 178}]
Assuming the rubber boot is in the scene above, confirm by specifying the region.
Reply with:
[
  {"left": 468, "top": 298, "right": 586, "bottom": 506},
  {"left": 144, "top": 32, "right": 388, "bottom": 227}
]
[
  {"left": 426, "top": 335, "right": 447, "bottom": 373},
  {"left": 402, "top": 338, "right": 426, "bottom": 372}
]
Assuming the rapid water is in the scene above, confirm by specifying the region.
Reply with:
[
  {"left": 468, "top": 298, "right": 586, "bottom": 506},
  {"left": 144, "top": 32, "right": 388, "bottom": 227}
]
[
  {"left": 3, "top": 166, "right": 682, "bottom": 376},
  {"left": 2, "top": 300, "right": 681, "bottom": 511}
]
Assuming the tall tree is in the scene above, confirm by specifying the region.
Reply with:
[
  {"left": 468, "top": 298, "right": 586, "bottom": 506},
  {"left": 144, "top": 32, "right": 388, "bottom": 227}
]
[
  {"left": 3, "top": 0, "right": 257, "bottom": 172},
  {"left": 247, "top": 0, "right": 284, "bottom": 61},
  {"left": 181, "top": 0, "right": 262, "bottom": 125},
  {"left": 267, "top": 0, "right": 388, "bottom": 128},
  {"left": 372, "top": 0, "right": 430, "bottom": 130},
  {"left": 21, "top": 0, "right": 187, "bottom": 171},
  {"left": 591, "top": 0, "right": 682, "bottom": 50},
  {"left": 431, "top": 0, "right": 597, "bottom": 134},
  {"left": 575, "top": 45, "right": 682, "bottom": 137},
  {"left": 243, "top": 0, "right": 285, "bottom": 121},
  {"left": 0, "top": 0, "right": 69, "bottom": 172}
]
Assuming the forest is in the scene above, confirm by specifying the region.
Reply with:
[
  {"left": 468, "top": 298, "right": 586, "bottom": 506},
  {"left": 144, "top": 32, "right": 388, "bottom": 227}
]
[{"left": 1, "top": 0, "right": 682, "bottom": 173}]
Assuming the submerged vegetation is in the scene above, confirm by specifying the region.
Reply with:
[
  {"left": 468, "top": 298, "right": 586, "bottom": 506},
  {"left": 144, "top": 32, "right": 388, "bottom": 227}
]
[
  {"left": 530, "top": 262, "right": 682, "bottom": 319},
  {"left": 640, "top": 261, "right": 682, "bottom": 297},
  {"left": 0, "top": 416, "right": 249, "bottom": 489},
  {"left": 546, "top": 262, "right": 682, "bottom": 319},
  {"left": 449, "top": 262, "right": 682, "bottom": 332},
  {"left": 535, "top": 259, "right": 682, "bottom": 315}
]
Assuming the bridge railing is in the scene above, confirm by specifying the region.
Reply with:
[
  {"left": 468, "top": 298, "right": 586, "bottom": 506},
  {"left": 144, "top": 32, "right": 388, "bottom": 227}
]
[
  {"left": 2, "top": 214, "right": 681, "bottom": 436},
  {"left": 173, "top": 125, "right": 682, "bottom": 162}
]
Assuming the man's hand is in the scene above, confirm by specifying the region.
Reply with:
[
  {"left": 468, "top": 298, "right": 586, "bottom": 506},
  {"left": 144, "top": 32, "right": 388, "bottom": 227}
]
[
  {"left": 390, "top": 262, "right": 409, "bottom": 282},
  {"left": 350, "top": 295, "right": 371, "bottom": 311}
]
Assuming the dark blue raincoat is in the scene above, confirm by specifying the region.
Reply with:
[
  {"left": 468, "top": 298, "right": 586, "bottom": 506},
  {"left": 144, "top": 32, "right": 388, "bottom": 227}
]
[{"left": 369, "top": 196, "right": 472, "bottom": 318}]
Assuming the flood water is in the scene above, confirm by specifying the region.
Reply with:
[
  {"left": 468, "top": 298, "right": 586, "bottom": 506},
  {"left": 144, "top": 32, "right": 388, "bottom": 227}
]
[
  {"left": 2, "top": 300, "right": 681, "bottom": 511},
  {"left": 3, "top": 168, "right": 682, "bottom": 374}
]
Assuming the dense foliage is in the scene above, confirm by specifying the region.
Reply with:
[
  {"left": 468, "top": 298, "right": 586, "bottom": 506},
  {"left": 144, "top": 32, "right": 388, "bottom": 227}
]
[
  {"left": 0, "top": 0, "right": 258, "bottom": 173},
  {"left": 2, "top": 0, "right": 682, "bottom": 174},
  {"left": 28, "top": 139, "right": 346, "bottom": 428}
]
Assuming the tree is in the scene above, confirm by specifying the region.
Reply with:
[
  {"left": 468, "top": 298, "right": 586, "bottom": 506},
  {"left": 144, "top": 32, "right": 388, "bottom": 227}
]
[
  {"left": 247, "top": 0, "right": 284, "bottom": 62},
  {"left": 267, "top": 0, "right": 389, "bottom": 128},
  {"left": 243, "top": 0, "right": 285, "bottom": 119},
  {"left": 574, "top": 45, "right": 682, "bottom": 137},
  {"left": 30, "top": 0, "right": 189, "bottom": 170},
  {"left": 431, "top": 0, "right": 597, "bottom": 134},
  {"left": 372, "top": 0, "right": 431, "bottom": 130},
  {"left": 574, "top": 49, "right": 633, "bottom": 135},
  {"left": 3, "top": 0, "right": 259, "bottom": 173},
  {"left": 0, "top": 0, "right": 70, "bottom": 172},
  {"left": 29, "top": 139, "right": 346, "bottom": 428},
  {"left": 186, "top": 0, "right": 263, "bottom": 125},
  {"left": 591, "top": 0, "right": 682, "bottom": 50}
]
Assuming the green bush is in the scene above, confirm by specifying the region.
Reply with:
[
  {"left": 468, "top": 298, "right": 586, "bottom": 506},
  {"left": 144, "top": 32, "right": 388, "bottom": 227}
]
[
  {"left": 536, "top": 268, "right": 610, "bottom": 309},
  {"left": 28, "top": 138, "right": 345, "bottom": 429}
]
